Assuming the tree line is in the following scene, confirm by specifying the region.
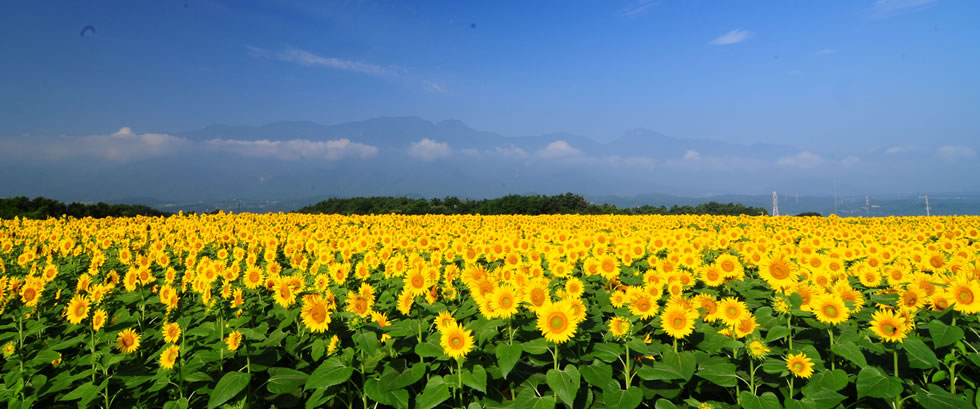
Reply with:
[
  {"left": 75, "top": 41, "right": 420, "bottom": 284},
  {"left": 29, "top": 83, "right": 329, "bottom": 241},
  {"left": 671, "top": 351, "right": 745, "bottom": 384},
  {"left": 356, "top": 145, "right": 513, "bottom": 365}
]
[
  {"left": 0, "top": 197, "right": 171, "bottom": 219},
  {"left": 297, "top": 193, "right": 770, "bottom": 216}
]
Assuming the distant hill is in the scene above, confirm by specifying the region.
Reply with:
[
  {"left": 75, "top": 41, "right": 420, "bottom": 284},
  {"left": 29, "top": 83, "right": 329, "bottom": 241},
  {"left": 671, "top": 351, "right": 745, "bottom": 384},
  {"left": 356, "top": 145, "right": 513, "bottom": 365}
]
[{"left": 0, "top": 197, "right": 171, "bottom": 219}]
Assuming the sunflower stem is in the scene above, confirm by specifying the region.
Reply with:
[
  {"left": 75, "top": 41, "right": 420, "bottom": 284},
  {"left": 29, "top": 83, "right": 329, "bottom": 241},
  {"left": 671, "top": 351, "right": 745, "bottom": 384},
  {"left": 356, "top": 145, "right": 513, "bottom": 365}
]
[
  {"left": 749, "top": 359, "right": 757, "bottom": 395},
  {"left": 789, "top": 377, "right": 794, "bottom": 399},
  {"left": 90, "top": 328, "right": 97, "bottom": 383},
  {"left": 624, "top": 342, "right": 631, "bottom": 389},
  {"left": 458, "top": 358, "right": 464, "bottom": 406},
  {"left": 787, "top": 315, "right": 793, "bottom": 350},
  {"left": 893, "top": 349, "right": 902, "bottom": 409},
  {"left": 673, "top": 337, "right": 678, "bottom": 353},
  {"left": 949, "top": 360, "right": 956, "bottom": 394},
  {"left": 828, "top": 329, "right": 835, "bottom": 371}
]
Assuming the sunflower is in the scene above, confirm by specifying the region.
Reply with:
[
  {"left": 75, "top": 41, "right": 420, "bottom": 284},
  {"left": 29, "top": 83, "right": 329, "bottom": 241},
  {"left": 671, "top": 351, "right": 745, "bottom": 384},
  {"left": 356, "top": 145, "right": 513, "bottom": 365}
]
[
  {"left": 715, "top": 297, "right": 748, "bottom": 327},
  {"left": 65, "top": 295, "right": 90, "bottom": 325},
  {"left": 302, "top": 294, "right": 332, "bottom": 333},
  {"left": 759, "top": 253, "right": 797, "bottom": 289},
  {"left": 747, "top": 340, "right": 770, "bottom": 360},
  {"left": 733, "top": 315, "right": 760, "bottom": 338},
  {"left": 899, "top": 287, "right": 927, "bottom": 312},
  {"left": 536, "top": 300, "right": 579, "bottom": 344},
  {"left": 440, "top": 322, "right": 475, "bottom": 360},
  {"left": 225, "top": 330, "right": 243, "bottom": 351},
  {"left": 869, "top": 308, "right": 907, "bottom": 343},
  {"left": 345, "top": 291, "right": 373, "bottom": 318},
  {"left": 489, "top": 285, "right": 520, "bottom": 319},
  {"left": 19, "top": 278, "right": 42, "bottom": 308},
  {"left": 434, "top": 311, "right": 457, "bottom": 332},
  {"left": 162, "top": 322, "right": 181, "bottom": 344},
  {"left": 405, "top": 269, "right": 429, "bottom": 296},
  {"left": 2, "top": 342, "right": 14, "bottom": 357},
  {"left": 785, "top": 352, "right": 815, "bottom": 378},
  {"left": 115, "top": 328, "right": 141, "bottom": 354},
  {"left": 92, "top": 309, "right": 107, "bottom": 332},
  {"left": 812, "top": 295, "right": 849, "bottom": 325},
  {"left": 272, "top": 279, "right": 297, "bottom": 308},
  {"left": 525, "top": 283, "right": 550, "bottom": 311},
  {"left": 159, "top": 345, "right": 179, "bottom": 370},
  {"left": 564, "top": 277, "right": 585, "bottom": 299},
  {"left": 660, "top": 304, "right": 698, "bottom": 339},
  {"left": 698, "top": 265, "right": 726, "bottom": 287},
  {"left": 609, "top": 316, "right": 630, "bottom": 337},
  {"left": 243, "top": 266, "right": 264, "bottom": 290},
  {"left": 948, "top": 277, "right": 980, "bottom": 314},
  {"left": 628, "top": 293, "right": 658, "bottom": 319},
  {"left": 396, "top": 290, "right": 415, "bottom": 315},
  {"left": 714, "top": 253, "right": 744, "bottom": 279},
  {"left": 327, "top": 335, "right": 340, "bottom": 356}
]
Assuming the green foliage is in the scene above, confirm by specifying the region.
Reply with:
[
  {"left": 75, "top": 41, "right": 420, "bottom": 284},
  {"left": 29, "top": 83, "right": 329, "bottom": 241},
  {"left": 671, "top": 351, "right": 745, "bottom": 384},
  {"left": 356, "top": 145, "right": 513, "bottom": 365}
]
[
  {"left": 0, "top": 196, "right": 170, "bottom": 219},
  {"left": 297, "top": 192, "right": 768, "bottom": 216}
]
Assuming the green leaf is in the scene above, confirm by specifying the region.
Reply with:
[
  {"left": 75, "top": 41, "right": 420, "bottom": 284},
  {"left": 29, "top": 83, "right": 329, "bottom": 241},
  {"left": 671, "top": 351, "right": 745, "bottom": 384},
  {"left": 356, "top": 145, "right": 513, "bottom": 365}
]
[
  {"left": 381, "top": 363, "right": 425, "bottom": 391},
  {"left": 856, "top": 367, "right": 903, "bottom": 399},
  {"left": 496, "top": 342, "right": 523, "bottom": 379},
  {"left": 636, "top": 350, "right": 696, "bottom": 382},
  {"left": 698, "top": 331, "right": 743, "bottom": 354},
  {"left": 592, "top": 343, "right": 621, "bottom": 363},
  {"left": 739, "top": 391, "right": 782, "bottom": 409},
  {"left": 915, "top": 384, "right": 973, "bottom": 409},
  {"left": 801, "top": 385, "right": 846, "bottom": 409},
  {"left": 305, "top": 357, "right": 354, "bottom": 390},
  {"left": 415, "top": 376, "right": 451, "bottom": 409},
  {"left": 61, "top": 381, "right": 98, "bottom": 402},
  {"left": 928, "top": 320, "right": 964, "bottom": 349},
  {"left": 602, "top": 385, "right": 643, "bottom": 409},
  {"left": 765, "top": 325, "right": 791, "bottom": 343},
  {"left": 266, "top": 367, "right": 308, "bottom": 395},
  {"left": 353, "top": 331, "right": 379, "bottom": 356},
  {"left": 163, "top": 398, "right": 190, "bottom": 409},
  {"left": 364, "top": 379, "right": 409, "bottom": 409},
  {"left": 580, "top": 362, "right": 613, "bottom": 388},
  {"left": 903, "top": 337, "right": 940, "bottom": 369},
  {"left": 546, "top": 365, "right": 581, "bottom": 407},
  {"left": 830, "top": 341, "right": 867, "bottom": 367},
  {"left": 803, "top": 369, "right": 848, "bottom": 393},
  {"left": 783, "top": 398, "right": 818, "bottom": 409},
  {"left": 461, "top": 365, "right": 487, "bottom": 394},
  {"left": 311, "top": 338, "right": 325, "bottom": 362},
  {"left": 696, "top": 361, "right": 737, "bottom": 387},
  {"left": 532, "top": 396, "right": 558, "bottom": 409},
  {"left": 654, "top": 398, "right": 679, "bottom": 409},
  {"left": 523, "top": 338, "right": 551, "bottom": 355},
  {"left": 207, "top": 372, "right": 251, "bottom": 409},
  {"left": 414, "top": 339, "right": 442, "bottom": 358}
]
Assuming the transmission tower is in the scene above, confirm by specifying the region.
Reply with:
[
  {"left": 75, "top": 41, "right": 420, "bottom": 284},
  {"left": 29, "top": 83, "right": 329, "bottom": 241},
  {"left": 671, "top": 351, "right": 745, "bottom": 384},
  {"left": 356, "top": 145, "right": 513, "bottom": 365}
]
[
  {"left": 919, "top": 195, "right": 930, "bottom": 216},
  {"left": 772, "top": 192, "right": 779, "bottom": 216}
]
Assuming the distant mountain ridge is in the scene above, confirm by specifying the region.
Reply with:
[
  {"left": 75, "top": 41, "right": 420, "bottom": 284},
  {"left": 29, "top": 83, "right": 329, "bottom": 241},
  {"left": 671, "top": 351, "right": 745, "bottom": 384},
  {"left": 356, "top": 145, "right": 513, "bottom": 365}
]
[{"left": 176, "top": 116, "right": 798, "bottom": 160}]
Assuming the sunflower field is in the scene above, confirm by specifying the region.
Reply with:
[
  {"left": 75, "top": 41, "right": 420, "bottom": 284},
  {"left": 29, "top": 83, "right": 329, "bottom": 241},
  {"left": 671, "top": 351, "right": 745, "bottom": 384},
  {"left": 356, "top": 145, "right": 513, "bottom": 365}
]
[{"left": 1, "top": 213, "right": 979, "bottom": 409}]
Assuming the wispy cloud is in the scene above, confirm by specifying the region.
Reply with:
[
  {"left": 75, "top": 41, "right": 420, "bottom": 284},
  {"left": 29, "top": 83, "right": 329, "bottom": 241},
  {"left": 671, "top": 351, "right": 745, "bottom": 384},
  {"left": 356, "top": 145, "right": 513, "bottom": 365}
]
[
  {"left": 937, "top": 145, "right": 976, "bottom": 161},
  {"left": 872, "top": 0, "right": 938, "bottom": 18},
  {"left": 408, "top": 138, "right": 452, "bottom": 161},
  {"left": 206, "top": 138, "right": 377, "bottom": 160},
  {"left": 812, "top": 49, "right": 838, "bottom": 56},
  {"left": 683, "top": 150, "right": 701, "bottom": 160},
  {"left": 776, "top": 151, "right": 824, "bottom": 168},
  {"left": 841, "top": 156, "right": 861, "bottom": 167},
  {"left": 538, "top": 140, "right": 581, "bottom": 158},
  {"left": 710, "top": 29, "right": 753, "bottom": 45},
  {"left": 620, "top": 0, "right": 659, "bottom": 17},
  {"left": 885, "top": 145, "right": 915, "bottom": 154},
  {"left": 247, "top": 46, "right": 397, "bottom": 77}
]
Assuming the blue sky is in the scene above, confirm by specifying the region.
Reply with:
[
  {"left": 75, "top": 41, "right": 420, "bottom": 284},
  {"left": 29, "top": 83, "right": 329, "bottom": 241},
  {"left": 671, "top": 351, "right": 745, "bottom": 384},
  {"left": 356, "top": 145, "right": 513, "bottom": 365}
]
[{"left": 1, "top": 0, "right": 979, "bottom": 199}]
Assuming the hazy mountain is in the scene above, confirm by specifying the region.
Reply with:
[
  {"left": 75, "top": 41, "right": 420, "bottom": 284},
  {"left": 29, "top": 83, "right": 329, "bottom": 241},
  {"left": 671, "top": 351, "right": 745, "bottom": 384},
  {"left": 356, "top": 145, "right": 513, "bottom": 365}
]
[{"left": 2, "top": 116, "right": 977, "bottom": 211}]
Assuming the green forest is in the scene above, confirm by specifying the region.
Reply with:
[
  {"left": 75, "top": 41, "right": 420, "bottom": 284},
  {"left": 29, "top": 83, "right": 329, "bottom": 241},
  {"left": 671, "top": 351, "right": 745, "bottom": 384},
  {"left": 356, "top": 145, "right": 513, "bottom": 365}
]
[
  {"left": 0, "top": 197, "right": 171, "bottom": 219},
  {"left": 297, "top": 193, "right": 770, "bottom": 216}
]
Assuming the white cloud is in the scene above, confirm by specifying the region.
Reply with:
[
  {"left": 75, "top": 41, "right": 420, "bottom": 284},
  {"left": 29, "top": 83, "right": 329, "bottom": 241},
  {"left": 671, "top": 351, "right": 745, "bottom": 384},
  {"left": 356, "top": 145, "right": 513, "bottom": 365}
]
[
  {"left": 206, "top": 138, "right": 377, "bottom": 160},
  {"left": 538, "top": 140, "right": 581, "bottom": 158},
  {"left": 710, "top": 30, "right": 752, "bottom": 45},
  {"left": 0, "top": 127, "right": 190, "bottom": 161},
  {"left": 248, "top": 46, "right": 396, "bottom": 77},
  {"left": 776, "top": 151, "right": 824, "bottom": 168},
  {"left": 873, "top": 0, "right": 937, "bottom": 18},
  {"left": 886, "top": 145, "right": 915, "bottom": 154},
  {"left": 492, "top": 145, "right": 529, "bottom": 159},
  {"left": 409, "top": 138, "right": 451, "bottom": 161},
  {"left": 683, "top": 150, "right": 701, "bottom": 160},
  {"left": 841, "top": 156, "right": 861, "bottom": 167},
  {"left": 937, "top": 145, "right": 977, "bottom": 161},
  {"left": 620, "top": 0, "right": 659, "bottom": 17}
]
